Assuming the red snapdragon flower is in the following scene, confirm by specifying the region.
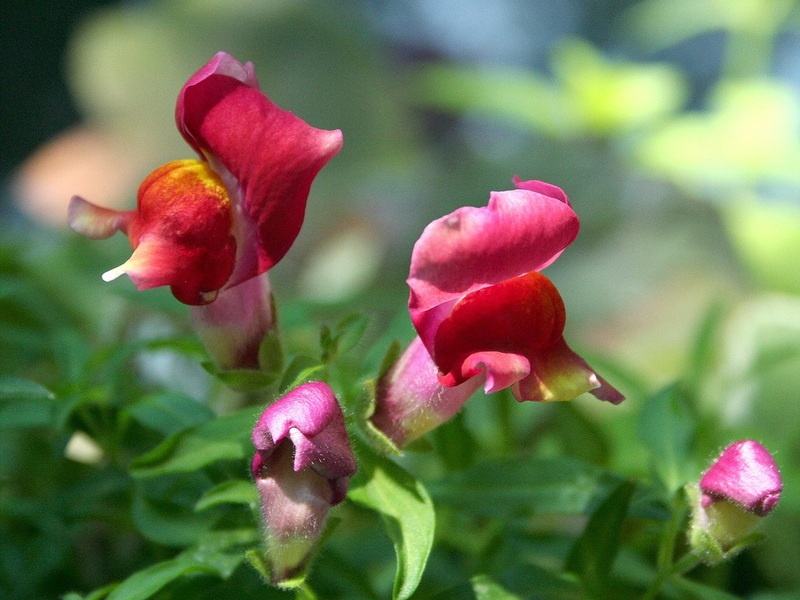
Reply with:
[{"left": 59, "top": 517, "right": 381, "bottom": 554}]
[
  {"left": 408, "top": 177, "right": 623, "bottom": 404},
  {"left": 68, "top": 52, "right": 342, "bottom": 306}
]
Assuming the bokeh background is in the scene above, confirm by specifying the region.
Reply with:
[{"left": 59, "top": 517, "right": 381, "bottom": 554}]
[{"left": 3, "top": 0, "right": 800, "bottom": 597}]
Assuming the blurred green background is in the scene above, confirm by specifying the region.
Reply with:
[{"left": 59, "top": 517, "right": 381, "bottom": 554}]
[{"left": 4, "top": 0, "right": 800, "bottom": 597}]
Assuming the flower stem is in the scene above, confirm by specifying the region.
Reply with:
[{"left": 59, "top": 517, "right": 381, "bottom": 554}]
[{"left": 642, "top": 490, "right": 691, "bottom": 600}]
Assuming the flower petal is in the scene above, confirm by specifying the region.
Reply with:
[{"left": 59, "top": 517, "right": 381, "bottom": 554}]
[
  {"left": 433, "top": 271, "right": 623, "bottom": 403},
  {"left": 114, "top": 159, "right": 237, "bottom": 305},
  {"left": 409, "top": 179, "right": 579, "bottom": 346},
  {"left": 252, "top": 381, "right": 356, "bottom": 502},
  {"left": 67, "top": 195, "right": 132, "bottom": 239},
  {"left": 700, "top": 440, "right": 783, "bottom": 516},
  {"left": 177, "top": 52, "right": 343, "bottom": 282}
]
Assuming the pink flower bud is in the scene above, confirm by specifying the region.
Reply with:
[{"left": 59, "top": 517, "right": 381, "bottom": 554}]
[
  {"left": 251, "top": 382, "right": 356, "bottom": 584},
  {"left": 700, "top": 439, "right": 782, "bottom": 517},
  {"left": 369, "top": 336, "right": 483, "bottom": 448},
  {"left": 689, "top": 440, "right": 782, "bottom": 561}
]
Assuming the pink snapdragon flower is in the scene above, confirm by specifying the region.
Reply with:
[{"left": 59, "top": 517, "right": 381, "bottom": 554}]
[
  {"left": 370, "top": 178, "right": 622, "bottom": 448},
  {"left": 251, "top": 381, "right": 357, "bottom": 585},
  {"left": 408, "top": 177, "right": 622, "bottom": 404},
  {"left": 689, "top": 439, "right": 782, "bottom": 560},
  {"left": 68, "top": 52, "right": 342, "bottom": 366}
]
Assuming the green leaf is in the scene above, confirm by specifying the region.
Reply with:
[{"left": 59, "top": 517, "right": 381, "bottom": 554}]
[
  {"left": 671, "top": 576, "right": 742, "bottom": 600},
  {"left": 126, "top": 391, "right": 215, "bottom": 436},
  {"left": 132, "top": 483, "right": 219, "bottom": 546},
  {"left": 0, "top": 376, "right": 55, "bottom": 429},
  {"left": 195, "top": 479, "right": 258, "bottom": 511},
  {"left": 428, "top": 456, "right": 621, "bottom": 517},
  {"left": 129, "top": 408, "right": 257, "bottom": 478},
  {"left": 201, "top": 362, "right": 279, "bottom": 392},
  {"left": 279, "top": 355, "right": 326, "bottom": 392},
  {"left": 105, "top": 556, "right": 218, "bottom": 600},
  {"left": 470, "top": 574, "right": 524, "bottom": 600},
  {"left": 325, "top": 313, "right": 370, "bottom": 361},
  {"left": 0, "top": 376, "right": 54, "bottom": 401},
  {"left": 565, "top": 480, "right": 635, "bottom": 597},
  {"left": 348, "top": 442, "right": 435, "bottom": 600},
  {"left": 636, "top": 384, "right": 696, "bottom": 493},
  {"left": 258, "top": 328, "right": 284, "bottom": 380},
  {"left": 62, "top": 583, "right": 118, "bottom": 600}
]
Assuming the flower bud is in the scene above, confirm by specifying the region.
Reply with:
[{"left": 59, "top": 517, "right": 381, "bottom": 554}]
[
  {"left": 368, "top": 336, "right": 482, "bottom": 449},
  {"left": 688, "top": 440, "right": 782, "bottom": 562},
  {"left": 191, "top": 273, "right": 276, "bottom": 370},
  {"left": 251, "top": 382, "right": 356, "bottom": 585}
]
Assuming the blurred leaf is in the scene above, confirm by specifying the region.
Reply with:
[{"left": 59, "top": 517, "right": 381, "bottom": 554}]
[
  {"left": 565, "top": 480, "right": 635, "bottom": 597},
  {"left": 0, "top": 376, "right": 54, "bottom": 401},
  {"left": 622, "top": 0, "right": 794, "bottom": 53},
  {"left": 638, "top": 80, "right": 800, "bottom": 190},
  {"left": 428, "top": 456, "right": 622, "bottom": 517},
  {"left": 62, "top": 584, "right": 118, "bottom": 600},
  {"left": 431, "top": 412, "right": 477, "bottom": 471},
  {"left": 551, "top": 39, "right": 686, "bottom": 135},
  {"left": 201, "top": 362, "right": 278, "bottom": 393},
  {"left": 501, "top": 563, "right": 583, "bottom": 599},
  {"left": 132, "top": 484, "right": 218, "bottom": 546},
  {"left": 724, "top": 197, "right": 800, "bottom": 296},
  {"left": 129, "top": 408, "right": 257, "bottom": 478},
  {"left": 321, "top": 313, "right": 370, "bottom": 363},
  {"left": 636, "top": 384, "right": 696, "bottom": 493},
  {"left": 257, "top": 328, "right": 284, "bottom": 380},
  {"left": 279, "top": 355, "right": 326, "bottom": 392},
  {"left": 470, "top": 574, "right": 524, "bottom": 600},
  {"left": 0, "top": 376, "right": 56, "bottom": 429},
  {"left": 349, "top": 443, "right": 434, "bottom": 600},
  {"left": 195, "top": 479, "right": 258, "bottom": 511},
  {"left": 126, "top": 391, "right": 215, "bottom": 436},
  {"left": 411, "top": 63, "right": 570, "bottom": 138},
  {"left": 671, "top": 575, "right": 742, "bottom": 600}
]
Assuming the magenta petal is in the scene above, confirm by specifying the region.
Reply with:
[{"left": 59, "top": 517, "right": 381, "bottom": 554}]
[
  {"left": 252, "top": 382, "right": 356, "bottom": 504},
  {"left": 408, "top": 180, "right": 579, "bottom": 346},
  {"left": 700, "top": 440, "right": 782, "bottom": 516},
  {"left": 177, "top": 53, "right": 343, "bottom": 281}
]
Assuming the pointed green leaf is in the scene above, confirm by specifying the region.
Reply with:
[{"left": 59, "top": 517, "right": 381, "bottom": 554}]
[
  {"left": 566, "top": 480, "right": 635, "bottom": 596},
  {"left": 429, "top": 456, "right": 621, "bottom": 517},
  {"left": 0, "top": 376, "right": 56, "bottom": 429},
  {"left": 195, "top": 479, "right": 258, "bottom": 511},
  {"left": 126, "top": 391, "right": 215, "bottom": 436},
  {"left": 279, "top": 355, "right": 326, "bottom": 392},
  {"left": 105, "top": 556, "right": 218, "bottom": 600},
  {"left": 129, "top": 408, "right": 257, "bottom": 478},
  {"left": 348, "top": 443, "right": 435, "bottom": 600},
  {"left": 636, "top": 384, "right": 696, "bottom": 492}
]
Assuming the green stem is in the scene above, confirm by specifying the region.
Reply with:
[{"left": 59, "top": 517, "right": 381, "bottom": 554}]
[{"left": 642, "top": 490, "right": 690, "bottom": 600}]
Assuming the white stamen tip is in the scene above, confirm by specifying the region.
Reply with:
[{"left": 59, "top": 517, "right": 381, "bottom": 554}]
[{"left": 102, "top": 265, "right": 127, "bottom": 282}]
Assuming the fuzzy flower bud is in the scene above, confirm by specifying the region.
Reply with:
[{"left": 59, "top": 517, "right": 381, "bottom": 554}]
[
  {"left": 251, "top": 382, "right": 356, "bottom": 585},
  {"left": 688, "top": 439, "right": 782, "bottom": 562}
]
